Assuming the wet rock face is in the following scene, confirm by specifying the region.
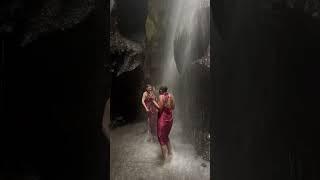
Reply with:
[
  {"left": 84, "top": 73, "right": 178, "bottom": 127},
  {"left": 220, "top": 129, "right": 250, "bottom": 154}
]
[
  {"left": 145, "top": 0, "right": 210, "bottom": 51},
  {"left": 191, "top": 7, "right": 210, "bottom": 58},
  {"left": 143, "top": 0, "right": 174, "bottom": 84},
  {"left": 108, "top": 0, "right": 146, "bottom": 76},
  {"left": 145, "top": 0, "right": 172, "bottom": 48},
  {"left": 193, "top": 46, "right": 210, "bottom": 68},
  {"left": 177, "top": 61, "right": 210, "bottom": 161},
  {"left": 116, "top": 0, "right": 148, "bottom": 43},
  {"left": 173, "top": 6, "right": 210, "bottom": 73},
  {"left": 111, "top": 66, "right": 144, "bottom": 123},
  {"left": 109, "top": 0, "right": 147, "bottom": 124},
  {"left": 109, "top": 17, "right": 144, "bottom": 77}
]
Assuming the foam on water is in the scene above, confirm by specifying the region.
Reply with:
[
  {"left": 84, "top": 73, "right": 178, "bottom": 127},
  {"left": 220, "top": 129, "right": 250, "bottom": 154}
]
[{"left": 110, "top": 119, "right": 210, "bottom": 180}]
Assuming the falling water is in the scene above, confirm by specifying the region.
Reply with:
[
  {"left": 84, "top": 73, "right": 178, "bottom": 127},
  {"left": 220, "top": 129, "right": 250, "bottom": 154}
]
[
  {"left": 161, "top": 0, "right": 210, "bottom": 88},
  {"left": 160, "top": 0, "right": 210, "bottom": 146},
  {"left": 158, "top": 0, "right": 210, "bottom": 178},
  {"left": 109, "top": 0, "right": 210, "bottom": 179},
  {"left": 110, "top": 0, "right": 115, "bottom": 13}
]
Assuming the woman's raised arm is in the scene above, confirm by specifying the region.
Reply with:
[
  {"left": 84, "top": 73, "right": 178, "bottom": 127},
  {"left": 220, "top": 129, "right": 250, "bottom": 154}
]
[
  {"left": 142, "top": 92, "right": 149, "bottom": 111},
  {"left": 153, "top": 95, "right": 164, "bottom": 110}
]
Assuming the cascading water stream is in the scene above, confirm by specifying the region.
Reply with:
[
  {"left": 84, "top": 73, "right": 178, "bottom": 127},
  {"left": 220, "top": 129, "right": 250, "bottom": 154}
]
[
  {"left": 160, "top": 0, "right": 210, "bottom": 157},
  {"left": 161, "top": 0, "right": 210, "bottom": 88},
  {"left": 110, "top": 0, "right": 210, "bottom": 179}
]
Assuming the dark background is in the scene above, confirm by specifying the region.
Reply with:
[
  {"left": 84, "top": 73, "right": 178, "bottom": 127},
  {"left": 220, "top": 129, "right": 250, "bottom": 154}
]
[
  {"left": 213, "top": 0, "right": 320, "bottom": 180},
  {"left": 115, "top": 0, "right": 148, "bottom": 43},
  {"left": 1, "top": 0, "right": 110, "bottom": 179}
]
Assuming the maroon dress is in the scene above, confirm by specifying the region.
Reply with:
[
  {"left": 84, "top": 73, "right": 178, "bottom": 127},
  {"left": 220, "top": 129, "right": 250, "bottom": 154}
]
[
  {"left": 157, "top": 92, "right": 173, "bottom": 145},
  {"left": 144, "top": 93, "right": 158, "bottom": 137}
]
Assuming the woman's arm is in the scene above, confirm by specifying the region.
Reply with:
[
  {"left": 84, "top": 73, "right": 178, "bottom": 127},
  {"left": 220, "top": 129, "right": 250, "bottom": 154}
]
[
  {"left": 170, "top": 95, "right": 175, "bottom": 110},
  {"left": 142, "top": 92, "right": 149, "bottom": 111},
  {"left": 152, "top": 100, "right": 160, "bottom": 109},
  {"left": 153, "top": 95, "right": 164, "bottom": 110}
]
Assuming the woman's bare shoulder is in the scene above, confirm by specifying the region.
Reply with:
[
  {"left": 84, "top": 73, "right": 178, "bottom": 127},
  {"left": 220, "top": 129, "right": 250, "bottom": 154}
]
[
  {"left": 142, "top": 91, "right": 148, "bottom": 96},
  {"left": 159, "top": 94, "right": 165, "bottom": 100}
]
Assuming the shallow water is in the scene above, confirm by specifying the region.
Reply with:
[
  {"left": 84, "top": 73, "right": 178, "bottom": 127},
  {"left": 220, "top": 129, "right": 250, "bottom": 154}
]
[{"left": 110, "top": 119, "right": 210, "bottom": 180}]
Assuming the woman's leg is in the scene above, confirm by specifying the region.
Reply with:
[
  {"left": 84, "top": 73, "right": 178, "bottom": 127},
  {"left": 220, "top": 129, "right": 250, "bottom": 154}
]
[
  {"left": 158, "top": 133, "right": 169, "bottom": 160},
  {"left": 160, "top": 144, "right": 168, "bottom": 160},
  {"left": 151, "top": 113, "right": 158, "bottom": 142},
  {"left": 147, "top": 117, "right": 152, "bottom": 141},
  {"left": 167, "top": 140, "right": 173, "bottom": 156},
  {"left": 167, "top": 121, "right": 173, "bottom": 156}
]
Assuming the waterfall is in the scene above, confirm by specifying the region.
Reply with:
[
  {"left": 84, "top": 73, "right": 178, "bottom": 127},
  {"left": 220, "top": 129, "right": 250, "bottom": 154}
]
[
  {"left": 159, "top": 0, "right": 210, "bottom": 162},
  {"left": 110, "top": 0, "right": 114, "bottom": 13},
  {"left": 161, "top": 0, "right": 210, "bottom": 89}
]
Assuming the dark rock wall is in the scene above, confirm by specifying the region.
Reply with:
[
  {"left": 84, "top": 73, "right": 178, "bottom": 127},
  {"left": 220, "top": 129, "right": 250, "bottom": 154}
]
[
  {"left": 110, "top": 67, "right": 144, "bottom": 123},
  {"left": 144, "top": 0, "right": 173, "bottom": 84},
  {"left": 177, "top": 62, "right": 210, "bottom": 161},
  {"left": 115, "top": 0, "right": 148, "bottom": 43},
  {"left": 109, "top": 0, "right": 147, "bottom": 124}
]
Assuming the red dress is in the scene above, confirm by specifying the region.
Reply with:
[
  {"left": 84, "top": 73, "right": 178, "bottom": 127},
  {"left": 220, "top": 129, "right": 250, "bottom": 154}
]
[
  {"left": 144, "top": 93, "right": 158, "bottom": 137},
  {"left": 157, "top": 93, "right": 173, "bottom": 145}
]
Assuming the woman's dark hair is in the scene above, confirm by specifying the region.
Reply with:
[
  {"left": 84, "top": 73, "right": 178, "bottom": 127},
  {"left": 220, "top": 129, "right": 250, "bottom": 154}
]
[
  {"left": 159, "top": 86, "right": 168, "bottom": 94},
  {"left": 146, "top": 84, "right": 152, "bottom": 89}
]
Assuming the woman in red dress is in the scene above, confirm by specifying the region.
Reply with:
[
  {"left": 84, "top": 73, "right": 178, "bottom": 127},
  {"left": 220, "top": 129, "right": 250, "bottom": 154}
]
[
  {"left": 142, "top": 84, "right": 158, "bottom": 142},
  {"left": 153, "top": 86, "right": 175, "bottom": 161}
]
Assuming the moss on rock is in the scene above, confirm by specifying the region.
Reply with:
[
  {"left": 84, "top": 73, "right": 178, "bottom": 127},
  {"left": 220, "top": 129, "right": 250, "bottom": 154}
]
[{"left": 145, "top": 16, "right": 157, "bottom": 42}]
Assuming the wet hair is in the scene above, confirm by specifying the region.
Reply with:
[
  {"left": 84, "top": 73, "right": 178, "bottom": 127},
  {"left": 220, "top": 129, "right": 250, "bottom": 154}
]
[
  {"left": 159, "top": 86, "right": 168, "bottom": 94},
  {"left": 146, "top": 84, "right": 152, "bottom": 89}
]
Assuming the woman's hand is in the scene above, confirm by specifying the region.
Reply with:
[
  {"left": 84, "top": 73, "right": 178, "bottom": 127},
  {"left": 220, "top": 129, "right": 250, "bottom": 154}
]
[
  {"left": 152, "top": 100, "right": 160, "bottom": 109},
  {"left": 150, "top": 93, "right": 156, "bottom": 100}
]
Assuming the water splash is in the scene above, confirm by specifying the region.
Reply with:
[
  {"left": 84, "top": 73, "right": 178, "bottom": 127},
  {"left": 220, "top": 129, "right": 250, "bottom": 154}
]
[{"left": 110, "top": 121, "right": 210, "bottom": 180}]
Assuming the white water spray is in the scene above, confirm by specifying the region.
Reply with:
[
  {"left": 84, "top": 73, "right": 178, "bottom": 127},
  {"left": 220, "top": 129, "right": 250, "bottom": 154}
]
[
  {"left": 161, "top": 0, "right": 210, "bottom": 90},
  {"left": 110, "top": 0, "right": 115, "bottom": 13}
]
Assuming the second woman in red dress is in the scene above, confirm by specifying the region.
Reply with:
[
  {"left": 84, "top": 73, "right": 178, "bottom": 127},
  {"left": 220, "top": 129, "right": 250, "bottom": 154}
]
[{"left": 142, "top": 84, "right": 158, "bottom": 142}]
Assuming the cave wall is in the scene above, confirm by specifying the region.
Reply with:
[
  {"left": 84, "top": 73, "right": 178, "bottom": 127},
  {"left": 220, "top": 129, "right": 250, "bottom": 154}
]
[
  {"left": 109, "top": 0, "right": 147, "bottom": 124},
  {"left": 116, "top": 0, "right": 148, "bottom": 43},
  {"left": 144, "top": 0, "right": 172, "bottom": 84},
  {"left": 110, "top": 67, "right": 144, "bottom": 123},
  {"left": 177, "top": 63, "right": 211, "bottom": 161}
]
